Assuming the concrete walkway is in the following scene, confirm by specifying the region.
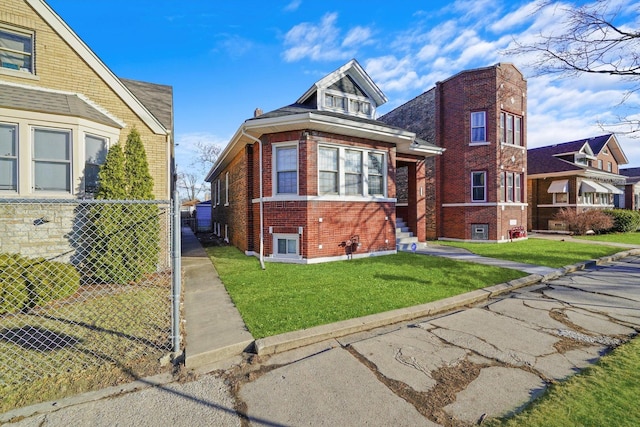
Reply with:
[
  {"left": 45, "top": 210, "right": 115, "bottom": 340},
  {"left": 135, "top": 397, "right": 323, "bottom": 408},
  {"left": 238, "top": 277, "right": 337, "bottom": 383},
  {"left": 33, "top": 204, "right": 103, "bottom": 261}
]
[{"left": 181, "top": 227, "right": 253, "bottom": 369}]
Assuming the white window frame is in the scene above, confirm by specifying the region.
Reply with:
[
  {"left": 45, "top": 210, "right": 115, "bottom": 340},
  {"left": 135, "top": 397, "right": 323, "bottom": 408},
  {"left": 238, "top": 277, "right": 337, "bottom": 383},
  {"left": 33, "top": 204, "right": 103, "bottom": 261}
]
[
  {"left": 318, "top": 146, "right": 339, "bottom": 195},
  {"left": 273, "top": 142, "right": 298, "bottom": 196},
  {"left": 471, "top": 171, "right": 486, "bottom": 202},
  {"left": 273, "top": 233, "right": 299, "bottom": 259},
  {"left": 367, "top": 152, "right": 385, "bottom": 196},
  {"left": 216, "top": 179, "right": 221, "bottom": 205},
  {"left": 317, "top": 143, "right": 387, "bottom": 198},
  {"left": 608, "top": 162, "right": 612, "bottom": 172},
  {"left": 32, "top": 127, "right": 72, "bottom": 193},
  {"left": 225, "top": 171, "right": 229, "bottom": 206},
  {"left": 553, "top": 192, "right": 568, "bottom": 204},
  {"left": 0, "top": 25, "right": 35, "bottom": 76},
  {"left": 83, "top": 133, "right": 108, "bottom": 196},
  {"left": 514, "top": 173, "right": 522, "bottom": 202},
  {"left": 0, "top": 122, "right": 18, "bottom": 192},
  {"left": 500, "top": 112, "right": 523, "bottom": 146},
  {"left": 470, "top": 111, "right": 486, "bottom": 144}
]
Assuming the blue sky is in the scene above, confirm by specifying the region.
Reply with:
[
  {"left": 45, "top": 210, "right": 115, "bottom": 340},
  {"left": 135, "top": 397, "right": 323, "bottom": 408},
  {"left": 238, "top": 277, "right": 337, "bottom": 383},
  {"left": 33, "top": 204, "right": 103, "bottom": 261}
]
[{"left": 47, "top": 0, "right": 639, "bottom": 181}]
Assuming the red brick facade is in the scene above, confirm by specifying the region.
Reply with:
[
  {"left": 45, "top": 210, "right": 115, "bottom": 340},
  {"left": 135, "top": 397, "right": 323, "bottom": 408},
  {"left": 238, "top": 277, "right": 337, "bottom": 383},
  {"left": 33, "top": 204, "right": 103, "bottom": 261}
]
[
  {"left": 434, "top": 64, "right": 528, "bottom": 241},
  {"left": 213, "top": 129, "right": 401, "bottom": 262}
]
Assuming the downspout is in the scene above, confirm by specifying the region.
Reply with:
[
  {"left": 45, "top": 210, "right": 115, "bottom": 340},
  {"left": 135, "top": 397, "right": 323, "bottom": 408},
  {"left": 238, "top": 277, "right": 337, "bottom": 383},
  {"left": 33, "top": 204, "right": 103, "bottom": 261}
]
[{"left": 241, "top": 127, "right": 266, "bottom": 270}]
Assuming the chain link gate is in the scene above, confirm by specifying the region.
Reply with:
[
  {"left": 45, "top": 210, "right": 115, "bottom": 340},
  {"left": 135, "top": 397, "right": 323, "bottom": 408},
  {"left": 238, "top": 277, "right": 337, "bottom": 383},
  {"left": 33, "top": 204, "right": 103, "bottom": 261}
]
[{"left": 0, "top": 198, "right": 178, "bottom": 400}]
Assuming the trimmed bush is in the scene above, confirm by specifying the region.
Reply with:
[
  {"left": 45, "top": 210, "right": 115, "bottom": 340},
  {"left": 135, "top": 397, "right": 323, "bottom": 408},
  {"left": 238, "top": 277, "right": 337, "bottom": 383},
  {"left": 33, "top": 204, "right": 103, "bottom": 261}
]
[
  {"left": 0, "top": 254, "right": 80, "bottom": 314},
  {"left": 604, "top": 209, "right": 640, "bottom": 233}
]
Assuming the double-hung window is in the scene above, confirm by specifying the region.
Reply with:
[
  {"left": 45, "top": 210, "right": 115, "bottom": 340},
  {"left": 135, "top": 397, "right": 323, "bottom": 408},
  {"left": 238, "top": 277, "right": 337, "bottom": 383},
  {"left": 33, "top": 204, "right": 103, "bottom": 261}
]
[
  {"left": 470, "top": 112, "right": 486, "bottom": 143},
  {"left": 84, "top": 134, "right": 107, "bottom": 195},
  {"left": 471, "top": 171, "right": 486, "bottom": 202},
  {"left": 0, "top": 123, "right": 17, "bottom": 191},
  {"left": 33, "top": 128, "right": 71, "bottom": 192},
  {"left": 367, "top": 152, "right": 384, "bottom": 196},
  {"left": 318, "top": 147, "right": 338, "bottom": 194},
  {"left": 275, "top": 145, "right": 297, "bottom": 194},
  {"left": 506, "top": 172, "right": 514, "bottom": 202},
  {"left": 499, "top": 112, "right": 523, "bottom": 146},
  {"left": 344, "top": 149, "right": 362, "bottom": 195},
  {"left": 0, "top": 27, "right": 34, "bottom": 74},
  {"left": 514, "top": 173, "right": 522, "bottom": 202}
]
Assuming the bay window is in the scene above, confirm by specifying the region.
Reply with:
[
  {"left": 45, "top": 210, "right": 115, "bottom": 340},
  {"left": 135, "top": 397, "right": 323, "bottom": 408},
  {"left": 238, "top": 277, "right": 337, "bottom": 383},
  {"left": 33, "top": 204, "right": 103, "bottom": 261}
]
[{"left": 499, "top": 112, "right": 523, "bottom": 146}]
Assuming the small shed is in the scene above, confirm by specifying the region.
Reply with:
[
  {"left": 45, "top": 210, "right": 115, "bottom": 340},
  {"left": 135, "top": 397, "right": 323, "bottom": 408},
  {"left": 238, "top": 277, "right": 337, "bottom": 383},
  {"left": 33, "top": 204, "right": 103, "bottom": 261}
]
[{"left": 195, "top": 201, "right": 212, "bottom": 232}]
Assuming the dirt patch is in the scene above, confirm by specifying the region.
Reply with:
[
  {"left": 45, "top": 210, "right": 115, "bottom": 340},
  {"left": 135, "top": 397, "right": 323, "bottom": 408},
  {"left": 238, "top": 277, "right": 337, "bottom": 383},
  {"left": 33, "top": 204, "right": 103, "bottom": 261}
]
[{"left": 346, "top": 345, "right": 487, "bottom": 427}]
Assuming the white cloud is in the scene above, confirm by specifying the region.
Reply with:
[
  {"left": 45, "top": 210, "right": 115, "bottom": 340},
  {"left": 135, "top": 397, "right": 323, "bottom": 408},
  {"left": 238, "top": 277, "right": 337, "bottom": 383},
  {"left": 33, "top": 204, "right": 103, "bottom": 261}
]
[
  {"left": 342, "top": 26, "right": 373, "bottom": 48},
  {"left": 284, "top": 0, "right": 301, "bottom": 12},
  {"left": 283, "top": 12, "right": 369, "bottom": 62}
]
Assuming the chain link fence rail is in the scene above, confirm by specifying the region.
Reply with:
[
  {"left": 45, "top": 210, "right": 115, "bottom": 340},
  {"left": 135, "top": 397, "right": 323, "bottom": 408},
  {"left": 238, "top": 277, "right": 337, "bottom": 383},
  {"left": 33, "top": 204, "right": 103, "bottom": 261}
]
[{"left": 0, "top": 198, "right": 176, "bottom": 397}]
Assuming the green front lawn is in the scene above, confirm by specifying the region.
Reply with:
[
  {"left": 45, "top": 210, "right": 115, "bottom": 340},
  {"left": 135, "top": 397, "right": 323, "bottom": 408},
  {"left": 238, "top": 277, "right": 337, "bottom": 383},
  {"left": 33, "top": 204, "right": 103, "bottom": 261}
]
[
  {"left": 206, "top": 247, "right": 526, "bottom": 339},
  {"left": 575, "top": 232, "right": 640, "bottom": 245},
  {"left": 489, "top": 336, "right": 640, "bottom": 427},
  {"left": 435, "top": 238, "right": 624, "bottom": 268}
]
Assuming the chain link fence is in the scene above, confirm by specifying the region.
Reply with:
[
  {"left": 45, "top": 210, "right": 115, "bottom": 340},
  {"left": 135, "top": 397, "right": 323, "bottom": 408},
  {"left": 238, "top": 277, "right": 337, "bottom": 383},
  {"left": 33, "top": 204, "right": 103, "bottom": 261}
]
[{"left": 0, "top": 198, "right": 177, "bottom": 397}]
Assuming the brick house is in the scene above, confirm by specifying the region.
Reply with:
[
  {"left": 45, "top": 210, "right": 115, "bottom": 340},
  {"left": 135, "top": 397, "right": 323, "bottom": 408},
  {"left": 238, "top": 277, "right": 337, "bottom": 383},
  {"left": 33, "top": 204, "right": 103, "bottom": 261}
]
[
  {"left": 380, "top": 63, "right": 528, "bottom": 241},
  {"left": 0, "top": 0, "right": 174, "bottom": 201},
  {"left": 205, "top": 59, "right": 444, "bottom": 264},
  {"left": 620, "top": 167, "right": 640, "bottom": 211},
  {"left": 527, "top": 134, "right": 628, "bottom": 231}
]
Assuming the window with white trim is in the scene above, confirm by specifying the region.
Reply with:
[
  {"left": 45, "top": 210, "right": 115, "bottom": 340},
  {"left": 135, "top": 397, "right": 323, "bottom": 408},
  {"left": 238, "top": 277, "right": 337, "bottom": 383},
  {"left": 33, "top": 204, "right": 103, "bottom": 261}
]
[
  {"left": 367, "top": 152, "right": 384, "bottom": 196},
  {"left": 275, "top": 145, "right": 298, "bottom": 194},
  {"left": 317, "top": 144, "right": 386, "bottom": 197},
  {"left": 318, "top": 146, "right": 338, "bottom": 194},
  {"left": 499, "top": 112, "right": 523, "bottom": 146},
  {"left": 0, "top": 123, "right": 17, "bottom": 191},
  {"left": 216, "top": 179, "right": 220, "bottom": 205},
  {"left": 470, "top": 112, "right": 486, "bottom": 143},
  {"left": 225, "top": 171, "right": 229, "bottom": 205},
  {"left": 273, "top": 233, "right": 299, "bottom": 258},
  {"left": 514, "top": 173, "right": 522, "bottom": 202},
  {"left": 84, "top": 134, "right": 107, "bottom": 195},
  {"left": 499, "top": 172, "right": 505, "bottom": 202},
  {"left": 345, "top": 149, "right": 362, "bottom": 195},
  {"left": 33, "top": 128, "right": 71, "bottom": 192},
  {"left": 0, "top": 26, "right": 34, "bottom": 74},
  {"left": 608, "top": 162, "right": 612, "bottom": 172},
  {"left": 471, "top": 171, "right": 486, "bottom": 202}
]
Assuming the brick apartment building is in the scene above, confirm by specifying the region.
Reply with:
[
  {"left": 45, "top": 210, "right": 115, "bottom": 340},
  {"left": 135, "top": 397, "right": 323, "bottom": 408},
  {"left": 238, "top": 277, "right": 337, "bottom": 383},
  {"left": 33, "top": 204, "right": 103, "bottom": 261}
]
[
  {"left": 380, "top": 63, "right": 528, "bottom": 241},
  {"left": 205, "top": 60, "right": 444, "bottom": 263}
]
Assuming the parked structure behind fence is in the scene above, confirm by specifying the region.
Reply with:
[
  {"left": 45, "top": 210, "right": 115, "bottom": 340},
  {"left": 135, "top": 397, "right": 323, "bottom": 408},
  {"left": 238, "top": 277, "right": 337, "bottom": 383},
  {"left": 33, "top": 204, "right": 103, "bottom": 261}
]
[{"left": 0, "top": 199, "right": 176, "bottom": 393}]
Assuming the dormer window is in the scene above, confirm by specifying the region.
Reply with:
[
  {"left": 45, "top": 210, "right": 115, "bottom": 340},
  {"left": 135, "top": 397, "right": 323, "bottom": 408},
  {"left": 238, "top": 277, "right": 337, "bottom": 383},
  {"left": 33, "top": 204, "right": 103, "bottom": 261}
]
[
  {"left": 0, "top": 26, "right": 34, "bottom": 74},
  {"left": 325, "top": 94, "right": 346, "bottom": 111}
]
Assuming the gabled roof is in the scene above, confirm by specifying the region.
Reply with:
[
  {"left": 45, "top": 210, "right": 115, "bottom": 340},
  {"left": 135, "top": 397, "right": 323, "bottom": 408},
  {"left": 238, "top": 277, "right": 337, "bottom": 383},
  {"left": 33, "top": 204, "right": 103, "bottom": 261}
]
[
  {"left": 296, "top": 59, "right": 387, "bottom": 108},
  {"left": 205, "top": 60, "right": 444, "bottom": 182},
  {"left": 527, "top": 134, "right": 628, "bottom": 176},
  {"left": 120, "top": 79, "right": 173, "bottom": 131},
  {"left": 26, "top": 0, "right": 169, "bottom": 135}
]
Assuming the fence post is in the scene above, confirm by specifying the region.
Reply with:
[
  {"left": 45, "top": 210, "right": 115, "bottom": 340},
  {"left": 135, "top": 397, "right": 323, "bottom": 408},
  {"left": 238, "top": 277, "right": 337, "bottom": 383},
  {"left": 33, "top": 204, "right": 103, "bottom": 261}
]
[{"left": 172, "top": 191, "right": 182, "bottom": 360}]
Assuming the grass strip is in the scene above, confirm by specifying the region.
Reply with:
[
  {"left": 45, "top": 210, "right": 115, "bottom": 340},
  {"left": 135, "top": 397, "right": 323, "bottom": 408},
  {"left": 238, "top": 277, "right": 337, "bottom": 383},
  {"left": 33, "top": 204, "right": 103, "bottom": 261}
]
[{"left": 206, "top": 246, "right": 527, "bottom": 339}]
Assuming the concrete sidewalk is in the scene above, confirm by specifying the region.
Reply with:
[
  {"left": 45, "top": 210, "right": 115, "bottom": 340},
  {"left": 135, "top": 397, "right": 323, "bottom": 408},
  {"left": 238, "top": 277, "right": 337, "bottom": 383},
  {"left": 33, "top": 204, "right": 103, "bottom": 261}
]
[{"left": 181, "top": 227, "right": 254, "bottom": 369}]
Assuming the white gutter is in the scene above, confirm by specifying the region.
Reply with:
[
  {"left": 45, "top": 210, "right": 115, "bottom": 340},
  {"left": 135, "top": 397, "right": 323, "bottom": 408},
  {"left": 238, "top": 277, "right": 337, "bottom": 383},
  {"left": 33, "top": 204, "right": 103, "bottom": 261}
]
[{"left": 241, "top": 127, "right": 266, "bottom": 270}]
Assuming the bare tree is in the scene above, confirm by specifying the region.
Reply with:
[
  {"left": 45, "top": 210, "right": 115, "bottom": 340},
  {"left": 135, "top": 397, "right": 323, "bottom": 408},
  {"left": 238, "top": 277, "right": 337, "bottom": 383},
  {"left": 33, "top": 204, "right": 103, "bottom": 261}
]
[
  {"left": 509, "top": 0, "right": 640, "bottom": 134},
  {"left": 193, "top": 141, "right": 223, "bottom": 175},
  {"left": 177, "top": 171, "right": 203, "bottom": 201}
]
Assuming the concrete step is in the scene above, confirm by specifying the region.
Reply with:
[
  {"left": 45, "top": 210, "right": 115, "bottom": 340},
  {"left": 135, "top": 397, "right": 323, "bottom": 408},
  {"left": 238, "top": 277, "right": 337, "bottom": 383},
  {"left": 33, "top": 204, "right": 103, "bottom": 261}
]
[
  {"left": 396, "top": 226, "right": 410, "bottom": 233},
  {"left": 396, "top": 231, "right": 414, "bottom": 239},
  {"left": 396, "top": 235, "right": 419, "bottom": 244}
]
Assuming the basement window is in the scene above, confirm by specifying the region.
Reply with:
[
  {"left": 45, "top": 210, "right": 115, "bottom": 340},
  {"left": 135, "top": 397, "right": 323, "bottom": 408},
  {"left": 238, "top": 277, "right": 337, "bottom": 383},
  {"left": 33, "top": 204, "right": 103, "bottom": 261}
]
[{"left": 273, "top": 234, "right": 299, "bottom": 258}]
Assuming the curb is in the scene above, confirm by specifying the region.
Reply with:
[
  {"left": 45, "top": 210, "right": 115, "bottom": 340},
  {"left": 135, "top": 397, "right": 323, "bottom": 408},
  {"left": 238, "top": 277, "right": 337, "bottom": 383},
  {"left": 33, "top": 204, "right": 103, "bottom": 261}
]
[{"left": 255, "top": 249, "right": 638, "bottom": 356}]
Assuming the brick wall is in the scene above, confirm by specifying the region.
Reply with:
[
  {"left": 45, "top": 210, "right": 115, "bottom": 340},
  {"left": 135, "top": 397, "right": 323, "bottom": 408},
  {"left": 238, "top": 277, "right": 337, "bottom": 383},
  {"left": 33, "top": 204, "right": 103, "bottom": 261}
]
[
  {"left": 2, "top": 1, "right": 170, "bottom": 199},
  {"left": 435, "top": 64, "right": 527, "bottom": 240}
]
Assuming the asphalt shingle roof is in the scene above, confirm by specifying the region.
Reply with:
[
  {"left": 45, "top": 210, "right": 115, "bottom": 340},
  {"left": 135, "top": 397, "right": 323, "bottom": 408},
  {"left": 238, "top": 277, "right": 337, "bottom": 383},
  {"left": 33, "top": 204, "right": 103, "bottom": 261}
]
[
  {"left": 120, "top": 78, "right": 173, "bottom": 131},
  {"left": 0, "top": 83, "right": 122, "bottom": 128},
  {"left": 527, "top": 134, "right": 613, "bottom": 175}
]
